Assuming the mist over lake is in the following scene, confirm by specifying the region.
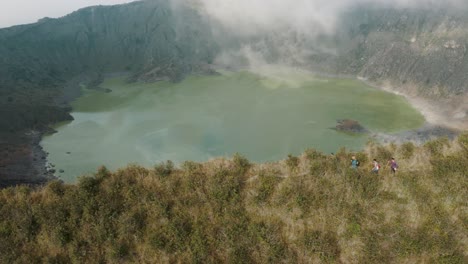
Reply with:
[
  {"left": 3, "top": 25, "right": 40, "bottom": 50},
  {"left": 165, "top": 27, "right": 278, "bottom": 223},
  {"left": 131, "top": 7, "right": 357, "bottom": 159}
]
[{"left": 41, "top": 69, "right": 425, "bottom": 181}]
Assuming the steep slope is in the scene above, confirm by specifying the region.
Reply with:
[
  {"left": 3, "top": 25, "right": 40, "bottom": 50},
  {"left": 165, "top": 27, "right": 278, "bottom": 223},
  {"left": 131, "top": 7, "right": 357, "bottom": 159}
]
[
  {"left": 338, "top": 7, "right": 468, "bottom": 96},
  {"left": 1, "top": 1, "right": 467, "bottom": 133},
  {"left": 1, "top": 136, "right": 467, "bottom": 262},
  {"left": 333, "top": 6, "right": 468, "bottom": 127},
  {"left": 219, "top": 5, "right": 468, "bottom": 127},
  {"left": 0, "top": 0, "right": 216, "bottom": 131}
]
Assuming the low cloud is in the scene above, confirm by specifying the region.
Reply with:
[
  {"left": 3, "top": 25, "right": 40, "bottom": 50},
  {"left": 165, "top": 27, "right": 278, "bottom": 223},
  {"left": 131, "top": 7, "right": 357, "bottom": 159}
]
[{"left": 196, "top": 0, "right": 468, "bottom": 37}]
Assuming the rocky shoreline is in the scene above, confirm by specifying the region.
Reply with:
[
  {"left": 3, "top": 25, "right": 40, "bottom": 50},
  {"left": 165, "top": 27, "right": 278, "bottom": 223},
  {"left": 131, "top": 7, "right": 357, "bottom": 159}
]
[
  {"left": 0, "top": 73, "right": 89, "bottom": 188},
  {"left": 0, "top": 131, "right": 57, "bottom": 188},
  {"left": 0, "top": 71, "right": 151, "bottom": 188},
  {"left": 374, "top": 123, "right": 460, "bottom": 145},
  {"left": 0, "top": 70, "right": 464, "bottom": 188}
]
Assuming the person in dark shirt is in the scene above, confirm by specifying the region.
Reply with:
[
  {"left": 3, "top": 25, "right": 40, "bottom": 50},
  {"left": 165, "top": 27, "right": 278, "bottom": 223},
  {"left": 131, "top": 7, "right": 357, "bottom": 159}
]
[{"left": 388, "top": 158, "right": 398, "bottom": 174}]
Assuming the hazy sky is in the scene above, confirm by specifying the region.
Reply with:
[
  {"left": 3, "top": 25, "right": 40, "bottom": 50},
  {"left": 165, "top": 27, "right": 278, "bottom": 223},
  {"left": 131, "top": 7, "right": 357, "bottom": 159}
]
[
  {"left": 2, "top": 0, "right": 466, "bottom": 29},
  {"left": 0, "top": 0, "right": 138, "bottom": 28}
]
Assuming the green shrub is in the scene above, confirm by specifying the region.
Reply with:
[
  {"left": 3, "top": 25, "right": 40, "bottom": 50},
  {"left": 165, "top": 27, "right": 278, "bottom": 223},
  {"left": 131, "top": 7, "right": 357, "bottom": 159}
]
[
  {"left": 182, "top": 161, "right": 203, "bottom": 176},
  {"left": 229, "top": 245, "right": 253, "bottom": 264},
  {"left": 149, "top": 227, "right": 170, "bottom": 250},
  {"left": 458, "top": 132, "right": 468, "bottom": 152},
  {"left": 250, "top": 221, "right": 289, "bottom": 262},
  {"left": 189, "top": 226, "right": 209, "bottom": 264},
  {"left": 112, "top": 239, "right": 131, "bottom": 259},
  {"left": 431, "top": 154, "right": 468, "bottom": 177},
  {"left": 286, "top": 154, "right": 299, "bottom": 171},
  {"left": 78, "top": 176, "right": 101, "bottom": 196},
  {"left": 302, "top": 230, "right": 341, "bottom": 261},
  {"left": 232, "top": 153, "right": 251, "bottom": 174},
  {"left": 154, "top": 160, "right": 174, "bottom": 177},
  {"left": 388, "top": 142, "right": 398, "bottom": 153},
  {"left": 255, "top": 173, "right": 282, "bottom": 204},
  {"left": 208, "top": 169, "right": 242, "bottom": 208},
  {"left": 17, "top": 185, "right": 32, "bottom": 196},
  {"left": 309, "top": 160, "right": 324, "bottom": 176},
  {"left": 345, "top": 222, "right": 361, "bottom": 238},
  {"left": 46, "top": 180, "right": 66, "bottom": 196},
  {"left": 424, "top": 137, "right": 449, "bottom": 156},
  {"left": 355, "top": 152, "right": 368, "bottom": 165},
  {"left": 358, "top": 173, "right": 381, "bottom": 199},
  {"left": 56, "top": 226, "right": 73, "bottom": 245},
  {"left": 335, "top": 147, "right": 349, "bottom": 164},
  {"left": 435, "top": 252, "right": 466, "bottom": 264},
  {"left": 95, "top": 166, "right": 111, "bottom": 180},
  {"left": 305, "top": 148, "right": 325, "bottom": 161},
  {"left": 375, "top": 145, "right": 393, "bottom": 163},
  {"left": 399, "top": 142, "right": 415, "bottom": 159}
]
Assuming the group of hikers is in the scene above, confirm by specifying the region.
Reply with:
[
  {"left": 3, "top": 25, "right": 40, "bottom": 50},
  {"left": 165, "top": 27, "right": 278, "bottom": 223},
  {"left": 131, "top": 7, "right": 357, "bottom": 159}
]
[{"left": 351, "top": 156, "right": 398, "bottom": 174}]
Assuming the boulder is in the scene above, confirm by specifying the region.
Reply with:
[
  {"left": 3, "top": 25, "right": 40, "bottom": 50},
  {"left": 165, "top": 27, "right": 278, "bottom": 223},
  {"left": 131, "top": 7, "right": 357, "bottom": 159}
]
[{"left": 334, "top": 119, "right": 368, "bottom": 133}]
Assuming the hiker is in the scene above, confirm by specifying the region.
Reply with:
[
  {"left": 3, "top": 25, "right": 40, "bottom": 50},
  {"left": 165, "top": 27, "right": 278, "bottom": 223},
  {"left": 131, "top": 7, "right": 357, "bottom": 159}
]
[
  {"left": 388, "top": 158, "right": 398, "bottom": 174},
  {"left": 372, "top": 159, "right": 380, "bottom": 174},
  {"left": 351, "top": 155, "right": 360, "bottom": 169}
]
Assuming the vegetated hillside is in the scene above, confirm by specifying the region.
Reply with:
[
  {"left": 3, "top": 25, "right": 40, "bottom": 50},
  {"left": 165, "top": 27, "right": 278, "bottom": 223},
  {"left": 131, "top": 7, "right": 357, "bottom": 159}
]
[
  {"left": 1, "top": 135, "right": 466, "bottom": 263},
  {"left": 0, "top": 0, "right": 216, "bottom": 133},
  {"left": 1, "top": 0, "right": 468, "bottom": 134},
  {"left": 0, "top": 0, "right": 217, "bottom": 186}
]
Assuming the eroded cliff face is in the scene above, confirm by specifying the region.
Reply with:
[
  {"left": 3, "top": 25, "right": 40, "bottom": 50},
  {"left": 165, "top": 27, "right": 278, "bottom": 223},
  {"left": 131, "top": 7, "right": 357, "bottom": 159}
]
[
  {"left": 0, "top": 0, "right": 216, "bottom": 80},
  {"left": 215, "top": 5, "right": 468, "bottom": 127},
  {"left": 0, "top": 0, "right": 218, "bottom": 131},
  {"left": 1, "top": 2, "right": 467, "bottom": 124},
  {"left": 190, "top": 4, "right": 468, "bottom": 128},
  {"left": 331, "top": 7, "right": 468, "bottom": 128},
  {"left": 336, "top": 7, "right": 468, "bottom": 94}
]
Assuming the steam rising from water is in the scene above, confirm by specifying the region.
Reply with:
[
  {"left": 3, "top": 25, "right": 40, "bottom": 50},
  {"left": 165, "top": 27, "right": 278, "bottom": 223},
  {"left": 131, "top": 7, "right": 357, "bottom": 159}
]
[{"left": 178, "top": 0, "right": 467, "bottom": 71}]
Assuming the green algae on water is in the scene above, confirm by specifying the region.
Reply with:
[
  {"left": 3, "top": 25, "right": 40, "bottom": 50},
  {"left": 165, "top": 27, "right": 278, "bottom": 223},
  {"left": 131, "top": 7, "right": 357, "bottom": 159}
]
[{"left": 41, "top": 70, "right": 425, "bottom": 182}]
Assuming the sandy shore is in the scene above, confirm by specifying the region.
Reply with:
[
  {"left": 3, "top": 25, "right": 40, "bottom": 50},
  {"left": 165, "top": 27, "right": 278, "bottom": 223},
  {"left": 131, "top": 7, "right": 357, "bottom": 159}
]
[
  {"left": 368, "top": 79, "right": 468, "bottom": 131},
  {"left": 373, "top": 123, "right": 460, "bottom": 145}
]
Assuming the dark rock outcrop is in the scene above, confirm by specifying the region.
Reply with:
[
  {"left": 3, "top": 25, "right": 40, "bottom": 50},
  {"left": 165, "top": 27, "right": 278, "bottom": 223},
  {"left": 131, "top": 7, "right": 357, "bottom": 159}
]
[
  {"left": 0, "top": 132, "right": 55, "bottom": 188},
  {"left": 334, "top": 119, "right": 368, "bottom": 133}
]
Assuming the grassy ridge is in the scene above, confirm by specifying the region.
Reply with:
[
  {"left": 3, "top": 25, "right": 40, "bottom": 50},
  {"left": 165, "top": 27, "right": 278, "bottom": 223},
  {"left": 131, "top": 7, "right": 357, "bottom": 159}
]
[{"left": 0, "top": 135, "right": 467, "bottom": 263}]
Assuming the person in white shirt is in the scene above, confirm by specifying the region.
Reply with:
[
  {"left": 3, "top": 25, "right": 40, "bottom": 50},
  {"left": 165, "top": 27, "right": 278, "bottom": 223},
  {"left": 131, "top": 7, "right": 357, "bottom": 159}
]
[{"left": 372, "top": 159, "right": 380, "bottom": 174}]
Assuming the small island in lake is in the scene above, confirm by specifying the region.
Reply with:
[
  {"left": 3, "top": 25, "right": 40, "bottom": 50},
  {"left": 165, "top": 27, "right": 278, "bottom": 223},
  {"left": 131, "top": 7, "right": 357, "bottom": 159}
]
[{"left": 333, "top": 119, "right": 368, "bottom": 133}]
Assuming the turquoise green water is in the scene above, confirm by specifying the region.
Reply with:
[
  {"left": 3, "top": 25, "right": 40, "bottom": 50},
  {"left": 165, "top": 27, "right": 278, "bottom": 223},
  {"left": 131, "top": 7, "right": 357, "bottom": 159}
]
[{"left": 41, "top": 70, "right": 425, "bottom": 182}]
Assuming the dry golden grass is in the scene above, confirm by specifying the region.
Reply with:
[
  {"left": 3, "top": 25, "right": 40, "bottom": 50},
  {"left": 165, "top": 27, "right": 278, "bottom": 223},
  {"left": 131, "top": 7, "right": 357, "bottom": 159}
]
[{"left": 0, "top": 134, "right": 467, "bottom": 263}]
